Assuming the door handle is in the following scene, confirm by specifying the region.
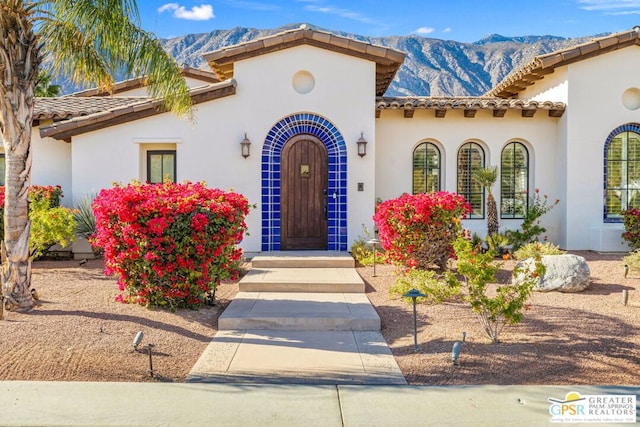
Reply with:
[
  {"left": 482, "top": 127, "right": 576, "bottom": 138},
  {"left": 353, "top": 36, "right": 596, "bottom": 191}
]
[{"left": 323, "top": 188, "right": 328, "bottom": 220}]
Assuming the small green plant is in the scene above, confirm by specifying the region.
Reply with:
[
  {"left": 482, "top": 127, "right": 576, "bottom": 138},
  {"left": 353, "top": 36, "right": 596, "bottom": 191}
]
[
  {"left": 485, "top": 232, "right": 510, "bottom": 254},
  {"left": 506, "top": 189, "right": 559, "bottom": 251},
  {"left": 513, "top": 242, "right": 565, "bottom": 260},
  {"left": 453, "top": 236, "right": 544, "bottom": 343},
  {"left": 350, "top": 225, "right": 384, "bottom": 266},
  {"left": 390, "top": 269, "right": 461, "bottom": 304},
  {"left": 470, "top": 232, "right": 484, "bottom": 252},
  {"left": 74, "top": 194, "right": 96, "bottom": 239}
]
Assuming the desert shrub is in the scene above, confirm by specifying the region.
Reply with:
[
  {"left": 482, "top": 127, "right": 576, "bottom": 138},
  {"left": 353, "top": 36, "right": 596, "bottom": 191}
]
[
  {"left": 350, "top": 225, "right": 384, "bottom": 266},
  {"left": 453, "top": 236, "right": 544, "bottom": 343},
  {"left": 506, "top": 189, "right": 559, "bottom": 251},
  {"left": 373, "top": 192, "right": 471, "bottom": 270},
  {"left": 513, "top": 242, "right": 565, "bottom": 260},
  {"left": 390, "top": 268, "right": 460, "bottom": 304},
  {"left": 622, "top": 208, "right": 640, "bottom": 249},
  {"left": 622, "top": 249, "right": 640, "bottom": 272},
  {"left": 92, "top": 181, "right": 249, "bottom": 310},
  {"left": 74, "top": 194, "right": 96, "bottom": 239},
  {"left": 0, "top": 185, "right": 74, "bottom": 259}
]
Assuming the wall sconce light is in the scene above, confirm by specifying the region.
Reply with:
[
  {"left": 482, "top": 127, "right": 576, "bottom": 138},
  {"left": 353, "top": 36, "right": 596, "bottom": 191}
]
[
  {"left": 240, "top": 133, "right": 251, "bottom": 158},
  {"left": 357, "top": 132, "right": 368, "bottom": 157}
]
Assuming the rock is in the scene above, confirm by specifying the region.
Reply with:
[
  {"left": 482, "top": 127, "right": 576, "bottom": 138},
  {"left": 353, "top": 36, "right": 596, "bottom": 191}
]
[{"left": 514, "top": 254, "right": 591, "bottom": 292}]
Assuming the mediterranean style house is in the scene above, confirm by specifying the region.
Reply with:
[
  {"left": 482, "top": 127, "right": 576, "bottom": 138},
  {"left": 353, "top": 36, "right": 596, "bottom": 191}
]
[{"left": 23, "top": 25, "right": 640, "bottom": 255}]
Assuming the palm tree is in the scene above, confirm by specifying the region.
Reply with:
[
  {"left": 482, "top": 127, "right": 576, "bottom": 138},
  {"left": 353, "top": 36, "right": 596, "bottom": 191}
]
[
  {"left": 473, "top": 166, "right": 499, "bottom": 236},
  {"left": 35, "top": 71, "right": 61, "bottom": 97},
  {"left": 0, "top": 1, "right": 192, "bottom": 312}
]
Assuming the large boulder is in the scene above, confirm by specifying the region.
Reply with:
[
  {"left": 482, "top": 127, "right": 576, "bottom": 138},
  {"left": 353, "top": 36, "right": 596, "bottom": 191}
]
[{"left": 514, "top": 254, "right": 591, "bottom": 292}]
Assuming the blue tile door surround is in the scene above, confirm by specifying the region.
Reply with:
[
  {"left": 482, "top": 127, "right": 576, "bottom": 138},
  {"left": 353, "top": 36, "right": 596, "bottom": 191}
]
[{"left": 261, "top": 113, "right": 348, "bottom": 251}]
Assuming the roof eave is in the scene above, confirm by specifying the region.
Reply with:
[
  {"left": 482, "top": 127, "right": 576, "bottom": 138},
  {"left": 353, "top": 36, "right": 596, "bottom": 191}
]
[{"left": 40, "top": 80, "right": 237, "bottom": 141}]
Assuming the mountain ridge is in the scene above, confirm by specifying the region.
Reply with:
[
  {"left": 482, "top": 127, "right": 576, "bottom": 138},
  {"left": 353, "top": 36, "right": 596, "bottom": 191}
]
[{"left": 55, "top": 23, "right": 599, "bottom": 97}]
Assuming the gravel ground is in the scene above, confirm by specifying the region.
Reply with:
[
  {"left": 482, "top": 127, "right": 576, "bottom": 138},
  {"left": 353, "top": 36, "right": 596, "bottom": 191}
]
[{"left": 0, "top": 252, "right": 638, "bottom": 385}]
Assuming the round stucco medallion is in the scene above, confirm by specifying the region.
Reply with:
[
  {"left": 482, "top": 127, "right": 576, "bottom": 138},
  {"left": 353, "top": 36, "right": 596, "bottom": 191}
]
[
  {"left": 622, "top": 87, "right": 640, "bottom": 110},
  {"left": 292, "top": 70, "right": 315, "bottom": 94}
]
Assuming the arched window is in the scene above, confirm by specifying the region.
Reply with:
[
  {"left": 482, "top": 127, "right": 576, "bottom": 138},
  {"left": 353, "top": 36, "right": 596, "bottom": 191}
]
[
  {"left": 605, "top": 124, "right": 640, "bottom": 222},
  {"left": 457, "top": 142, "right": 484, "bottom": 218},
  {"left": 501, "top": 142, "right": 529, "bottom": 218},
  {"left": 413, "top": 142, "right": 441, "bottom": 193}
]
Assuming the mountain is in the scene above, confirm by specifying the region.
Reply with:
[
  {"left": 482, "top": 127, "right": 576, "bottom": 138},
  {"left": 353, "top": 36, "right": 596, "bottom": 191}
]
[{"left": 58, "top": 24, "right": 597, "bottom": 97}]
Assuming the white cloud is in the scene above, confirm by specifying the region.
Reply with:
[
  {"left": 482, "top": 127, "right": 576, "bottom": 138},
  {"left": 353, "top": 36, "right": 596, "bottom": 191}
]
[
  {"left": 158, "top": 3, "right": 215, "bottom": 21},
  {"left": 443, "top": 27, "right": 452, "bottom": 33},
  {"left": 304, "top": 4, "right": 381, "bottom": 26},
  {"left": 577, "top": 0, "right": 640, "bottom": 13},
  {"left": 415, "top": 27, "right": 435, "bottom": 35}
]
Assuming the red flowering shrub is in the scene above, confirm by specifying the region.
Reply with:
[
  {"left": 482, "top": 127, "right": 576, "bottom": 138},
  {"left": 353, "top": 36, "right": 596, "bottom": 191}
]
[
  {"left": 373, "top": 192, "right": 471, "bottom": 269},
  {"left": 92, "top": 181, "right": 249, "bottom": 309},
  {"left": 622, "top": 207, "right": 640, "bottom": 249}
]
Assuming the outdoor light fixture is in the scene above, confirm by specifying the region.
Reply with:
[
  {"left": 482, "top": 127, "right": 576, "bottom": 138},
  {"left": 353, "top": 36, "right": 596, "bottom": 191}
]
[
  {"left": 356, "top": 132, "right": 367, "bottom": 157},
  {"left": 403, "top": 288, "right": 426, "bottom": 352},
  {"left": 133, "top": 331, "right": 144, "bottom": 350},
  {"left": 367, "top": 238, "right": 380, "bottom": 277},
  {"left": 452, "top": 341, "right": 461, "bottom": 365},
  {"left": 240, "top": 133, "right": 251, "bottom": 158}
]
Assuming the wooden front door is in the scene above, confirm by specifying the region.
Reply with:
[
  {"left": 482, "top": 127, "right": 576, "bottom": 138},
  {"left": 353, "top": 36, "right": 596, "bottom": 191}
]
[{"left": 281, "top": 135, "right": 328, "bottom": 250}]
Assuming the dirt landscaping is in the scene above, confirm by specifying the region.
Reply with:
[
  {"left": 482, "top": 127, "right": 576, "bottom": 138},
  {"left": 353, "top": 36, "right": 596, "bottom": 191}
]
[{"left": 0, "top": 252, "right": 638, "bottom": 385}]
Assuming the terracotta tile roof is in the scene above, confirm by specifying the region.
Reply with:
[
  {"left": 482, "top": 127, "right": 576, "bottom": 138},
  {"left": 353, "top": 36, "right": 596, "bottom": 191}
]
[
  {"left": 202, "top": 24, "right": 406, "bottom": 96},
  {"left": 376, "top": 97, "right": 565, "bottom": 118},
  {"left": 487, "top": 27, "right": 640, "bottom": 98},
  {"left": 34, "top": 96, "right": 151, "bottom": 121},
  {"left": 39, "top": 80, "right": 237, "bottom": 141},
  {"left": 69, "top": 67, "right": 220, "bottom": 97}
]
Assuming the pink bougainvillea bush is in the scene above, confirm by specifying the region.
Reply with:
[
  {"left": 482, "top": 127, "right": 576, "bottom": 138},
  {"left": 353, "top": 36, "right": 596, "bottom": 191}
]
[
  {"left": 373, "top": 192, "right": 471, "bottom": 270},
  {"left": 92, "top": 181, "right": 249, "bottom": 309}
]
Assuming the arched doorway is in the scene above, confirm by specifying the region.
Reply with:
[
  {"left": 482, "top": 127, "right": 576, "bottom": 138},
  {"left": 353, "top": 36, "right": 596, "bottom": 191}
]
[{"left": 261, "top": 113, "right": 347, "bottom": 251}]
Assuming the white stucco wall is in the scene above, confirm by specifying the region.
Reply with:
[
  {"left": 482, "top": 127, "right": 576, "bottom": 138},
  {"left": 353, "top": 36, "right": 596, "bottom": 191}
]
[
  {"left": 111, "top": 76, "right": 214, "bottom": 97},
  {"left": 69, "top": 44, "right": 377, "bottom": 253},
  {"left": 518, "top": 68, "right": 568, "bottom": 102},
  {"left": 375, "top": 108, "right": 562, "bottom": 244},
  {"left": 31, "top": 128, "right": 72, "bottom": 207},
  {"left": 563, "top": 46, "right": 640, "bottom": 251}
]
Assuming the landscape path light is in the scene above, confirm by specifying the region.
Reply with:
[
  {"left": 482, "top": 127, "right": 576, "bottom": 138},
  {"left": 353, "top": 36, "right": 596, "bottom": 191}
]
[
  {"left": 403, "top": 288, "right": 426, "bottom": 352},
  {"left": 367, "top": 238, "right": 380, "bottom": 277}
]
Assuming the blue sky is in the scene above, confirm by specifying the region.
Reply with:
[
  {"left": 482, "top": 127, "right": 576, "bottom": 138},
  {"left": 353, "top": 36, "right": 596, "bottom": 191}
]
[{"left": 139, "top": 0, "right": 640, "bottom": 42}]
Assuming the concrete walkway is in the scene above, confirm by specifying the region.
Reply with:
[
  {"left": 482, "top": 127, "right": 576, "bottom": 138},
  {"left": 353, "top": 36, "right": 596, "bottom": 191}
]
[
  {"left": 2, "top": 382, "right": 638, "bottom": 426},
  {"left": 187, "top": 251, "right": 406, "bottom": 385}
]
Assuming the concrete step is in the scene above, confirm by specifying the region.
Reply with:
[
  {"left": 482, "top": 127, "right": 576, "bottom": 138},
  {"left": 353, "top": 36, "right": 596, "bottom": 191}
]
[
  {"left": 218, "top": 292, "right": 381, "bottom": 331},
  {"left": 250, "top": 251, "right": 355, "bottom": 269},
  {"left": 187, "top": 330, "right": 406, "bottom": 385},
  {"left": 239, "top": 267, "right": 365, "bottom": 293}
]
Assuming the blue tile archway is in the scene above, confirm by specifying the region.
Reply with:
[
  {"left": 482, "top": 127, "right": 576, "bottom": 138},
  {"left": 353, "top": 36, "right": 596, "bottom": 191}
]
[{"left": 261, "top": 113, "right": 347, "bottom": 251}]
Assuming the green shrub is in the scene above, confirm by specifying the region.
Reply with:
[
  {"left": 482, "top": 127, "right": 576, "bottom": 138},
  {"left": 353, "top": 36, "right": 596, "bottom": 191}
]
[
  {"left": 350, "top": 225, "right": 384, "bottom": 266},
  {"left": 513, "top": 242, "right": 565, "bottom": 260},
  {"left": 453, "top": 236, "right": 544, "bottom": 343},
  {"left": 506, "top": 189, "right": 559, "bottom": 251},
  {"left": 390, "top": 268, "right": 460, "bottom": 304},
  {"left": 29, "top": 197, "right": 76, "bottom": 259}
]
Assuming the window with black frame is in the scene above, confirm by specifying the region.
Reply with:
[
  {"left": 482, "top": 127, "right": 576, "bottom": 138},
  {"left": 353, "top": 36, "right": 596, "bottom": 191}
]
[
  {"left": 501, "top": 141, "right": 529, "bottom": 219},
  {"left": 147, "top": 150, "right": 176, "bottom": 184},
  {"left": 457, "top": 142, "right": 484, "bottom": 218},
  {"left": 413, "top": 142, "right": 441, "bottom": 194}
]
